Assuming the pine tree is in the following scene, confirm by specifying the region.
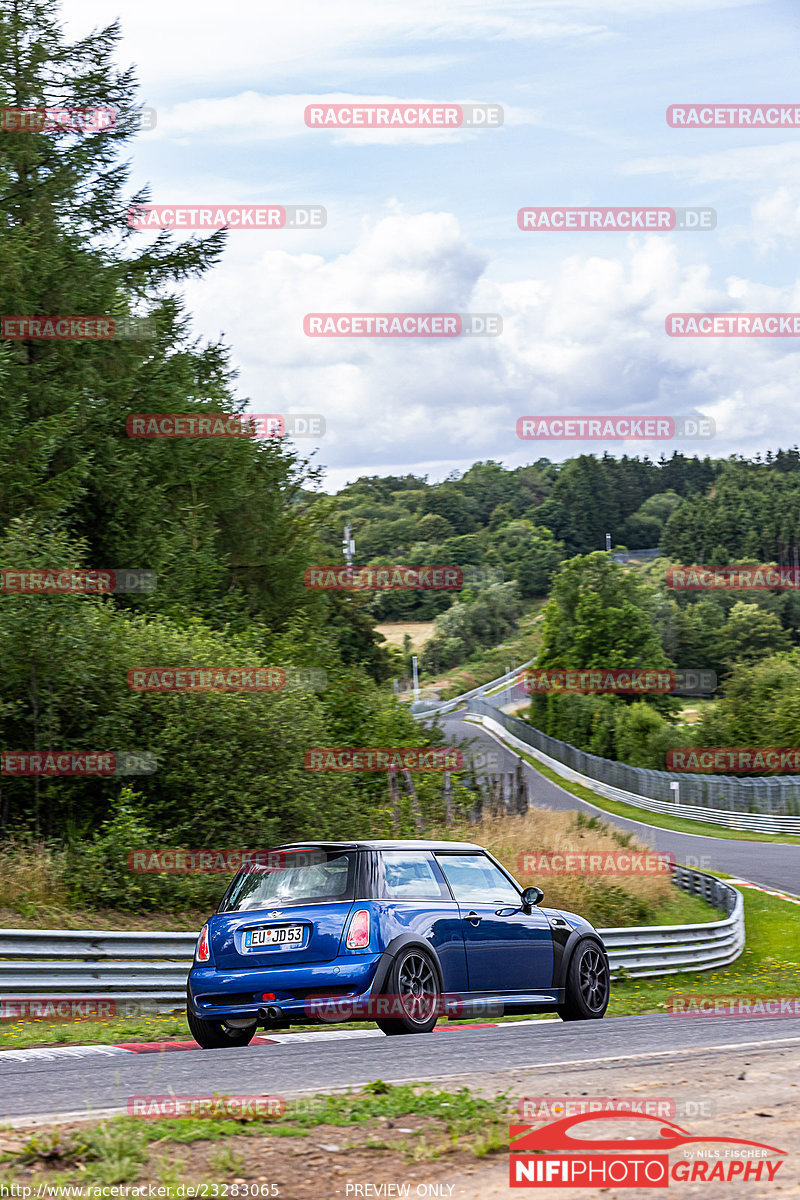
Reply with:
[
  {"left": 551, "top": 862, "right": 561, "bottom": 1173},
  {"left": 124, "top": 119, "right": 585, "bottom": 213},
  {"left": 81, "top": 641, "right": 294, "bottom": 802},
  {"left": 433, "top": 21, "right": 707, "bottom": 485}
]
[{"left": 0, "top": 1, "right": 316, "bottom": 629}]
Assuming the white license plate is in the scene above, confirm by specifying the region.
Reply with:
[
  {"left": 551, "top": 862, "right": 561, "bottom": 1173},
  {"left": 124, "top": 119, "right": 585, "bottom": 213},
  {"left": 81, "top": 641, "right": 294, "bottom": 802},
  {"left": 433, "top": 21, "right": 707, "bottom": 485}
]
[{"left": 246, "top": 925, "right": 304, "bottom": 949}]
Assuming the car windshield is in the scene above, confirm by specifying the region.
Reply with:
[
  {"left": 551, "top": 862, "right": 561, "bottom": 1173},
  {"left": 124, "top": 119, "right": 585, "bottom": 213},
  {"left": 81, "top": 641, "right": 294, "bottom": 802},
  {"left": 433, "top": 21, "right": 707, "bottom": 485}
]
[{"left": 219, "top": 849, "right": 356, "bottom": 912}]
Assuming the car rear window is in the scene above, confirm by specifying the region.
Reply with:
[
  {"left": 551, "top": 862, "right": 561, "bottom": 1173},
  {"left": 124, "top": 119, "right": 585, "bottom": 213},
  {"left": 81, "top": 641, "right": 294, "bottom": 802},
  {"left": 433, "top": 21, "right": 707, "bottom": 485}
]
[{"left": 219, "top": 849, "right": 356, "bottom": 912}]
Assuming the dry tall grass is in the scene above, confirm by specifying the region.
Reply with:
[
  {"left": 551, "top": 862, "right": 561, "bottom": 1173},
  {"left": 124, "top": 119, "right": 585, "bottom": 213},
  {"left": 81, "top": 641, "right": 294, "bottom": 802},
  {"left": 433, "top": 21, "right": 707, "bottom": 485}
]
[
  {"left": 0, "top": 840, "right": 71, "bottom": 913},
  {"left": 1, "top": 806, "right": 675, "bottom": 928},
  {"left": 430, "top": 808, "right": 674, "bottom": 927}
]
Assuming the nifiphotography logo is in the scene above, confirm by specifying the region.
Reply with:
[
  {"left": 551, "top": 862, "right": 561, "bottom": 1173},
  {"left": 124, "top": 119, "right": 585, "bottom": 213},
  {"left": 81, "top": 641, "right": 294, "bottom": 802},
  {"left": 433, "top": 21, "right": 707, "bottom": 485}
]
[{"left": 509, "top": 1111, "right": 787, "bottom": 1187}]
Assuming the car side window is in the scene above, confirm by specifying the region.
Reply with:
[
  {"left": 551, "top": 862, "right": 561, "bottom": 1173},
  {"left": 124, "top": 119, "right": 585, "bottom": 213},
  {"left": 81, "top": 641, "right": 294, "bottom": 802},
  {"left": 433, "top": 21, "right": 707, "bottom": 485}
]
[
  {"left": 379, "top": 851, "right": 450, "bottom": 900},
  {"left": 436, "top": 854, "right": 521, "bottom": 905}
]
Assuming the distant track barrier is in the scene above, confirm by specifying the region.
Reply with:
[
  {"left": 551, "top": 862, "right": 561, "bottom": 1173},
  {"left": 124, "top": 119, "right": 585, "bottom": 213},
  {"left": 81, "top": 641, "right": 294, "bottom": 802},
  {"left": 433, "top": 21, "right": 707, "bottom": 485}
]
[{"left": 466, "top": 701, "right": 800, "bottom": 834}]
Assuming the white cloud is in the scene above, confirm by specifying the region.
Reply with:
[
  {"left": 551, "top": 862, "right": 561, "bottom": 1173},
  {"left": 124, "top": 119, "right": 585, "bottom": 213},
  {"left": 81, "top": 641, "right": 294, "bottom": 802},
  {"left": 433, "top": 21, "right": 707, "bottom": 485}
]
[
  {"left": 180, "top": 210, "right": 800, "bottom": 488},
  {"left": 59, "top": 0, "right": 608, "bottom": 93},
  {"left": 50, "top": 0, "right": 800, "bottom": 487},
  {"left": 150, "top": 92, "right": 538, "bottom": 146},
  {"left": 624, "top": 142, "right": 800, "bottom": 187},
  {"left": 748, "top": 187, "right": 800, "bottom": 252}
]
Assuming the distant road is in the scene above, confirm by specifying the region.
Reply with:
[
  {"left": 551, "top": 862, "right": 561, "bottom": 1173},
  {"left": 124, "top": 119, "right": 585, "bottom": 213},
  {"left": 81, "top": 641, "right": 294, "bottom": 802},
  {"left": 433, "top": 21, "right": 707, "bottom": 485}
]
[{"left": 437, "top": 710, "right": 800, "bottom": 894}]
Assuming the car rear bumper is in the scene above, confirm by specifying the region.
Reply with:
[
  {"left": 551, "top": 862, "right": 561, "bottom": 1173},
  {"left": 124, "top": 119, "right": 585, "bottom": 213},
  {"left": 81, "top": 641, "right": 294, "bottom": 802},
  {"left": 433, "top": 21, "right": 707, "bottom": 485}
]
[{"left": 187, "top": 954, "right": 382, "bottom": 1021}]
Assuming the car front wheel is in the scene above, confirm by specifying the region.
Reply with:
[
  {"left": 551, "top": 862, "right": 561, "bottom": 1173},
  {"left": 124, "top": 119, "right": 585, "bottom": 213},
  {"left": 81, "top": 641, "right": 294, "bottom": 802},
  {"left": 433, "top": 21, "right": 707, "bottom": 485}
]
[
  {"left": 187, "top": 1006, "right": 258, "bottom": 1048},
  {"left": 375, "top": 947, "right": 440, "bottom": 1035},
  {"left": 557, "top": 940, "right": 610, "bottom": 1021}
]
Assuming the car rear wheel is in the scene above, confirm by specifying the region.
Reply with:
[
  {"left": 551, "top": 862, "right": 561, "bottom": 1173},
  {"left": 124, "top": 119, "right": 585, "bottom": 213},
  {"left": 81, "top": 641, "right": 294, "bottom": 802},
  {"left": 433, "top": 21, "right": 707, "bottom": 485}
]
[
  {"left": 557, "top": 940, "right": 610, "bottom": 1021},
  {"left": 375, "top": 947, "right": 440, "bottom": 1035},
  {"left": 187, "top": 1006, "right": 258, "bottom": 1048}
]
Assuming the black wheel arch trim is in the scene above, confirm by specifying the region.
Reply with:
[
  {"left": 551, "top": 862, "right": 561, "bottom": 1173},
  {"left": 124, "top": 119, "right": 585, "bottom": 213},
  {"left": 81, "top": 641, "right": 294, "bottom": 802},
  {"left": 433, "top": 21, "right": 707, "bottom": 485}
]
[
  {"left": 369, "top": 934, "right": 445, "bottom": 997},
  {"left": 555, "top": 930, "right": 609, "bottom": 992}
]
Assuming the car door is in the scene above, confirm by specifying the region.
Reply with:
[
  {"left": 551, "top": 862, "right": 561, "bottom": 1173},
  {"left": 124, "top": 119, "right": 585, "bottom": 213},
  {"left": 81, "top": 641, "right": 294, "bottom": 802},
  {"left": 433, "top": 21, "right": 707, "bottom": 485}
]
[
  {"left": 374, "top": 850, "right": 468, "bottom": 994},
  {"left": 435, "top": 852, "right": 553, "bottom": 996}
]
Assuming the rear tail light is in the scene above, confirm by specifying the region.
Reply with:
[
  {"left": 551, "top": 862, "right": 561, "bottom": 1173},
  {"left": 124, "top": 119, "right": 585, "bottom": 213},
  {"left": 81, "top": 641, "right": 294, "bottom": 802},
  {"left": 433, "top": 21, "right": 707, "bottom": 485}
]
[
  {"left": 346, "top": 909, "right": 370, "bottom": 949},
  {"left": 196, "top": 923, "right": 210, "bottom": 963}
]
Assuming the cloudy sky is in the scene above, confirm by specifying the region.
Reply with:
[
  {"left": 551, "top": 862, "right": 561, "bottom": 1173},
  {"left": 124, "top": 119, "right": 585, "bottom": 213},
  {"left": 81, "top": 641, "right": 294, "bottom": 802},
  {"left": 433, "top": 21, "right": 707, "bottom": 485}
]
[{"left": 61, "top": 0, "right": 800, "bottom": 490}]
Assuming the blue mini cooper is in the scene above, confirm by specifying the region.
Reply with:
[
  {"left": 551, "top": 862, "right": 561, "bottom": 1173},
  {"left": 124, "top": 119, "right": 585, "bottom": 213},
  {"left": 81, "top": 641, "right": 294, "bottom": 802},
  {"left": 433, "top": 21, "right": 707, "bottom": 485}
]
[{"left": 186, "top": 839, "right": 610, "bottom": 1047}]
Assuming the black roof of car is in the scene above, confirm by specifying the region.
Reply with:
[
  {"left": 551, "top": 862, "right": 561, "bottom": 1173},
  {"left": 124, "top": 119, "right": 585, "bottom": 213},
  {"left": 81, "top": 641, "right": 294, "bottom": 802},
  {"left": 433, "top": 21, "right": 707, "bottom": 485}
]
[{"left": 276, "top": 840, "right": 483, "bottom": 852}]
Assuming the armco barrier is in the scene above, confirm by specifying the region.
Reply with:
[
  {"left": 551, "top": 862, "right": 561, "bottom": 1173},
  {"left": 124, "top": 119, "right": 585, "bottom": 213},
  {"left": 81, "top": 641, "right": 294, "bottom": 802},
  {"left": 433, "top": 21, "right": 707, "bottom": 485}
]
[
  {"left": 0, "top": 868, "right": 743, "bottom": 1006},
  {"left": 412, "top": 659, "right": 800, "bottom": 829},
  {"left": 467, "top": 700, "right": 800, "bottom": 834},
  {"left": 410, "top": 658, "right": 536, "bottom": 719},
  {"left": 600, "top": 867, "right": 744, "bottom": 978},
  {"left": 0, "top": 928, "right": 195, "bottom": 1009}
]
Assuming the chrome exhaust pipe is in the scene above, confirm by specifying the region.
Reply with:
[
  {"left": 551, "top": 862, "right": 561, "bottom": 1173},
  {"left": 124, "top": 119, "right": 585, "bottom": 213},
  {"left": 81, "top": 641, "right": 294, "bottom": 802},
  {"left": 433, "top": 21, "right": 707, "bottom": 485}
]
[{"left": 257, "top": 1005, "right": 283, "bottom": 1022}]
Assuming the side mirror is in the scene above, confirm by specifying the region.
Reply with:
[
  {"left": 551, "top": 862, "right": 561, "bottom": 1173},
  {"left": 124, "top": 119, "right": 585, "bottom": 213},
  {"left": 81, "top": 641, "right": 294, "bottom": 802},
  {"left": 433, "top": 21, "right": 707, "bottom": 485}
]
[{"left": 522, "top": 885, "right": 544, "bottom": 911}]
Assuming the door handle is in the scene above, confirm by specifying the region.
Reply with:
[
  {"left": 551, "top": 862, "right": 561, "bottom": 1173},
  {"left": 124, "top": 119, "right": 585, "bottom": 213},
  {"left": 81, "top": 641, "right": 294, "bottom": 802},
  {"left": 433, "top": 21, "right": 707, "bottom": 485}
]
[{"left": 464, "top": 911, "right": 482, "bottom": 925}]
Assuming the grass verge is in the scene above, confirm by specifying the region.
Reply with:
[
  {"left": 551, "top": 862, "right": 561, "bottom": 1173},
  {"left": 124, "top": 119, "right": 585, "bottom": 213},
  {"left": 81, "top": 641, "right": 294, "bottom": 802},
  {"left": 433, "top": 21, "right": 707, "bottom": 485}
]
[
  {"left": 0, "top": 906, "right": 210, "bottom": 932},
  {"left": 608, "top": 885, "right": 800, "bottom": 1015},
  {"left": 0, "top": 1083, "right": 512, "bottom": 1194},
  {"left": 431, "top": 604, "right": 544, "bottom": 700}
]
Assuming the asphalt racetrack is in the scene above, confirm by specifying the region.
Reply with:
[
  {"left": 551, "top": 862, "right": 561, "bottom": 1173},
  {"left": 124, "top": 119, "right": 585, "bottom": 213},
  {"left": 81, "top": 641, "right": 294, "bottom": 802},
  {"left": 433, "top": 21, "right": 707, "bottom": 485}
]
[{"left": 3, "top": 1014, "right": 800, "bottom": 1123}]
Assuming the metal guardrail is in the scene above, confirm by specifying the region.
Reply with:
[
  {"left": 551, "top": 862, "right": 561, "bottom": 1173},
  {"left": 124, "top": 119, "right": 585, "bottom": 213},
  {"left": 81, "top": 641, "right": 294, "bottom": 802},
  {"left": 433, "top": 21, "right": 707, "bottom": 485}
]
[
  {"left": 0, "top": 929, "right": 196, "bottom": 1009},
  {"left": 612, "top": 547, "right": 661, "bottom": 563},
  {"left": 469, "top": 701, "right": 800, "bottom": 833},
  {"left": 0, "top": 869, "right": 744, "bottom": 1005},
  {"left": 410, "top": 658, "right": 536, "bottom": 719},
  {"left": 600, "top": 867, "right": 744, "bottom": 978}
]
